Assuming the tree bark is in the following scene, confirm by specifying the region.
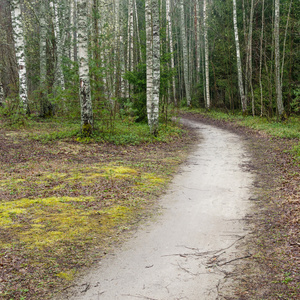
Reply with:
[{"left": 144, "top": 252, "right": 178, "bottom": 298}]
[
  {"left": 274, "top": 0, "right": 285, "bottom": 118},
  {"left": 232, "top": 0, "right": 246, "bottom": 113},
  {"left": 259, "top": 0, "right": 265, "bottom": 116},
  {"left": 151, "top": 0, "right": 160, "bottom": 135},
  {"left": 247, "top": 0, "right": 254, "bottom": 116},
  {"left": 50, "top": 0, "right": 65, "bottom": 91},
  {"left": 0, "top": 81, "right": 4, "bottom": 107},
  {"left": 166, "top": 0, "right": 176, "bottom": 105},
  {"left": 39, "top": 0, "right": 54, "bottom": 117},
  {"left": 10, "top": 0, "right": 29, "bottom": 113},
  {"left": 145, "top": 0, "right": 153, "bottom": 130},
  {"left": 203, "top": 0, "right": 210, "bottom": 109},
  {"left": 77, "top": 0, "right": 93, "bottom": 134},
  {"left": 180, "top": 0, "right": 191, "bottom": 107}
]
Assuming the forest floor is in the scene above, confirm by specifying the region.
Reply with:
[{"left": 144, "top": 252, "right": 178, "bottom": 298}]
[
  {"left": 0, "top": 112, "right": 299, "bottom": 299},
  {"left": 0, "top": 118, "right": 196, "bottom": 300}
]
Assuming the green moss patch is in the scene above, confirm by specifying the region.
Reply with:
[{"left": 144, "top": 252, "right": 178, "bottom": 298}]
[{"left": 0, "top": 119, "right": 195, "bottom": 300}]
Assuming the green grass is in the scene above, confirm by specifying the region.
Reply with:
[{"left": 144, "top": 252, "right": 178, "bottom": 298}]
[
  {"left": 13, "top": 117, "right": 185, "bottom": 145},
  {"left": 182, "top": 108, "right": 300, "bottom": 139}
]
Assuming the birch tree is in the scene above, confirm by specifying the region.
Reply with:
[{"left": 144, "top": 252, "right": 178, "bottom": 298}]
[
  {"left": 0, "top": 81, "right": 4, "bottom": 107},
  {"left": 259, "top": 0, "right": 265, "bottom": 116},
  {"left": 39, "top": 0, "right": 53, "bottom": 117},
  {"left": 145, "top": 0, "right": 153, "bottom": 126},
  {"left": 146, "top": 0, "right": 160, "bottom": 135},
  {"left": 50, "top": 0, "right": 65, "bottom": 91},
  {"left": 69, "top": 0, "right": 76, "bottom": 62},
  {"left": 274, "top": 0, "right": 285, "bottom": 119},
  {"left": 166, "top": 0, "right": 176, "bottom": 105},
  {"left": 246, "top": 0, "right": 254, "bottom": 115},
  {"left": 10, "top": 0, "right": 29, "bottom": 113},
  {"left": 180, "top": 0, "right": 191, "bottom": 107},
  {"left": 77, "top": 0, "right": 93, "bottom": 134},
  {"left": 152, "top": 0, "right": 160, "bottom": 135},
  {"left": 232, "top": 0, "right": 246, "bottom": 113},
  {"left": 203, "top": 0, "right": 210, "bottom": 109}
]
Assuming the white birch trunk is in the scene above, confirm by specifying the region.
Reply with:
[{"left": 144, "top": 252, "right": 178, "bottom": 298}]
[
  {"left": 203, "top": 0, "right": 210, "bottom": 109},
  {"left": 274, "top": 0, "right": 284, "bottom": 117},
  {"left": 10, "top": 0, "right": 29, "bottom": 113},
  {"left": 259, "top": 0, "right": 265, "bottom": 116},
  {"left": 114, "top": 0, "right": 120, "bottom": 98},
  {"left": 146, "top": 0, "right": 160, "bottom": 135},
  {"left": 151, "top": 0, "right": 160, "bottom": 135},
  {"left": 194, "top": 0, "right": 200, "bottom": 80},
  {"left": 196, "top": 1, "right": 201, "bottom": 79},
  {"left": 281, "top": 0, "right": 292, "bottom": 86},
  {"left": 51, "top": 0, "right": 65, "bottom": 90},
  {"left": 133, "top": 0, "right": 142, "bottom": 61},
  {"left": 0, "top": 81, "right": 4, "bottom": 107},
  {"left": 232, "top": 0, "right": 246, "bottom": 113},
  {"left": 180, "top": 0, "right": 191, "bottom": 107},
  {"left": 129, "top": 0, "right": 134, "bottom": 72},
  {"left": 247, "top": 0, "right": 254, "bottom": 116},
  {"left": 70, "top": 0, "right": 76, "bottom": 62},
  {"left": 146, "top": 0, "right": 153, "bottom": 115},
  {"left": 166, "top": 0, "right": 176, "bottom": 105},
  {"left": 119, "top": 0, "right": 126, "bottom": 97},
  {"left": 40, "top": 0, "right": 47, "bottom": 88},
  {"left": 77, "top": 0, "right": 93, "bottom": 133}
]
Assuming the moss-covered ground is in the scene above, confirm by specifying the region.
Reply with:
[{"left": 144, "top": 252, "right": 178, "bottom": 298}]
[{"left": 0, "top": 117, "right": 196, "bottom": 300}]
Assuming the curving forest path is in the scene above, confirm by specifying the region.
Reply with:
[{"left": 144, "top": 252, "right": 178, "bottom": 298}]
[{"left": 57, "top": 118, "right": 254, "bottom": 299}]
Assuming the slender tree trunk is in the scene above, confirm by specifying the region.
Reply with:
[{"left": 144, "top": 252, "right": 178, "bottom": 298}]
[
  {"left": 10, "top": 0, "right": 29, "bottom": 113},
  {"left": 194, "top": 0, "right": 200, "bottom": 81},
  {"left": 179, "top": 0, "right": 191, "bottom": 106},
  {"left": 203, "top": 0, "right": 210, "bottom": 109},
  {"left": 151, "top": 0, "right": 160, "bottom": 135},
  {"left": 166, "top": 0, "right": 176, "bottom": 105},
  {"left": 0, "top": 81, "right": 4, "bottom": 107},
  {"left": 51, "top": 0, "right": 65, "bottom": 91},
  {"left": 129, "top": 0, "right": 134, "bottom": 72},
  {"left": 145, "top": 0, "right": 153, "bottom": 130},
  {"left": 274, "top": 0, "right": 284, "bottom": 118},
  {"left": 77, "top": 0, "right": 93, "bottom": 134},
  {"left": 259, "top": 0, "right": 265, "bottom": 116},
  {"left": 119, "top": 0, "right": 125, "bottom": 97},
  {"left": 232, "top": 0, "right": 246, "bottom": 113},
  {"left": 40, "top": 0, "right": 53, "bottom": 117},
  {"left": 40, "top": 0, "right": 47, "bottom": 89},
  {"left": 281, "top": 0, "right": 292, "bottom": 86},
  {"left": 247, "top": 0, "right": 255, "bottom": 116},
  {"left": 70, "top": 0, "right": 75, "bottom": 62},
  {"left": 133, "top": 0, "right": 142, "bottom": 61},
  {"left": 114, "top": 0, "right": 120, "bottom": 98}
]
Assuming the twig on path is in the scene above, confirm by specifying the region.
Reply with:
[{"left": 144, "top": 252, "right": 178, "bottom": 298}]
[
  {"left": 61, "top": 284, "right": 77, "bottom": 291},
  {"left": 217, "top": 254, "right": 252, "bottom": 267},
  {"left": 80, "top": 283, "right": 90, "bottom": 293},
  {"left": 121, "top": 294, "right": 159, "bottom": 300},
  {"left": 175, "top": 262, "right": 199, "bottom": 276},
  {"left": 164, "top": 236, "right": 246, "bottom": 260}
]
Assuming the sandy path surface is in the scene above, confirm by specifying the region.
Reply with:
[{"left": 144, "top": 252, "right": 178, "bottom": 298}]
[{"left": 57, "top": 118, "right": 253, "bottom": 300}]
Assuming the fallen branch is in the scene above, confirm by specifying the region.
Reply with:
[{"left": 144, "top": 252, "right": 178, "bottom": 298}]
[
  {"left": 217, "top": 254, "right": 252, "bottom": 267},
  {"left": 121, "top": 295, "right": 158, "bottom": 300}
]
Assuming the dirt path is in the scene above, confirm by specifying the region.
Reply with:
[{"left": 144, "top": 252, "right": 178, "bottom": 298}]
[{"left": 56, "top": 118, "right": 254, "bottom": 299}]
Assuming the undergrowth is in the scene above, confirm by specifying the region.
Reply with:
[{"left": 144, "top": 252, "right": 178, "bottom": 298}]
[{"left": 16, "top": 117, "right": 184, "bottom": 145}]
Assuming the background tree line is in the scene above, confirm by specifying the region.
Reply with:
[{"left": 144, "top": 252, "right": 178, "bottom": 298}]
[{"left": 0, "top": 0, "right": 299, "bottom": 134}]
